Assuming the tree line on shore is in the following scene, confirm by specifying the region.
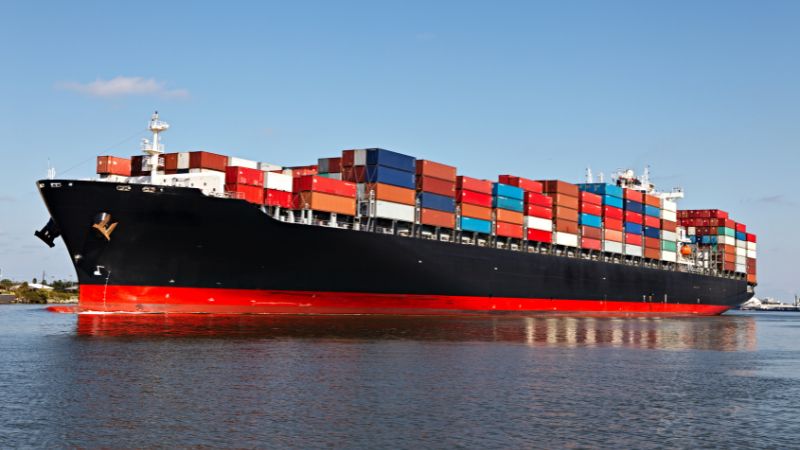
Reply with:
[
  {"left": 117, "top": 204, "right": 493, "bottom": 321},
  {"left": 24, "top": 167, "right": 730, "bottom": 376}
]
[{"left": 0, "top": 278, "right": 78, "bottom": 304}]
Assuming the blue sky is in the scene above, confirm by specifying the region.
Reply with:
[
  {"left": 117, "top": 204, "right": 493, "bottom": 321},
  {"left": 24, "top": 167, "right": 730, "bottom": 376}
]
[{"left": 1, "top": 1, "right": 798, "bottom": 299}]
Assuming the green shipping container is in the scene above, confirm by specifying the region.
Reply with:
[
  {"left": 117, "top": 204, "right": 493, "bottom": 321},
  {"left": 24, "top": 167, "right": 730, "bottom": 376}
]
[
  {"left": 661, "top": 240, "right": 677, "bottom": 252},
  {"left": 717, "top": 227, "right": 735, "bottom": 237}
]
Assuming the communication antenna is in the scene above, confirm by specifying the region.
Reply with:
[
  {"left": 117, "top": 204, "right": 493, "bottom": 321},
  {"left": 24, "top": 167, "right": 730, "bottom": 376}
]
[
  {"left": 598, "top": 172, "right": 605, "bottom": 183},
  {"left": 47, "top": 159, "right": 56, "bottom": 180},
  {"left": 141, "top": 111, "right": 170, "bottom": 179},
  {"left": 585, "top": 167, "right": 593, "bottom": 183}
]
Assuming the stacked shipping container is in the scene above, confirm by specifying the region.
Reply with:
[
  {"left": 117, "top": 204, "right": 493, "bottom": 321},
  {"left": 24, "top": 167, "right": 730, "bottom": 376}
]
[
  {"left": 457, "top": 176, "right": 494, "bottom": 234},
  {"left": 578, "top": 183, "right": 624, "bottom": 254},
  {"left": 539, "top": 180, "right": 580, "bottom": 247},
  {"left": 416, "top": 160, "right": 457, "bottom": 229},
  {"left": 292, "top": 175, "right": 357, "bottom": 216},
  {"left": 678, "top": 209, "right": 757, "bottom": 282},
  {"left": 492, "top": 182, "right": 524, "bottom": 239}
]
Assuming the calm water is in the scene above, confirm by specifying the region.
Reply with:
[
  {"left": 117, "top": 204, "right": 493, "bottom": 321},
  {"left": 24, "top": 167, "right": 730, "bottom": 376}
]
[{"left": 1, "top": 305, "right": 799, "bottom": 448}]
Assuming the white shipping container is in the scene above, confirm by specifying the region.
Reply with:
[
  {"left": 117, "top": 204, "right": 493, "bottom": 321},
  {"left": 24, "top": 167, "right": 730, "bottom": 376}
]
[
  {"left": 258, "top": 162, "right": 282, "bottom": 172},
  {"left": 189, "top": 168, "right": 224, "bottom": 174},
  {"left": 354, "top": 149, "right": 367, "bottom": 166},
  {"left": 525, "top": 216, "right": 552, "bottom": 232},
  {"left": 228, "top": 157, "right": 259, "bottom": 169},
  {"left": 603, "top": 241, "right": 623, "bottom": 254},
  {"left": 736, "top": 239, "right": 746, "bottom": 249},
  {"left": 660, "top": 209, "right": 677, "bottom": 222},
  {"left": 624, "top": 244, "right": 642, "bottom": 257},
  {"left": 661, "top": 230, "right": 677, "bottom": 241},
  {"left": 718, "top": 236, "right": 735, "bottom": 245},
  {"left": 264, "top": 172, "right": 293, "bottom": 192},
  {"left": 177, "top": 152, "right": 190, "bottom": 169},
  {"left": 736, "top": 247, "right": 746, "bottom": 257},
  {"left": 661, "top": 250, "right": 677, "bottom": 262},
  {"left": 735, "top": 263, "right": 747, "bottom": 273},
  {"left": 554, "top": 232, "right": 579, "bottom": 247},
  {"left": 373, "top": 200, "right": 415, "bottom": 222},
  {"left": 747, "top": 250, "right": 757, "bottom": 259},
  {"left": 736, "top": 255, "right": 747, "bottom": 265},
  {"left": 747, "top": 242, "right": 757, "bottom": 251},
  {"left": 688, "top": 227, "right": 696, "bottom": 235},
  {"left": 661, "top": 199, "right": 677, "bottom": 212}
]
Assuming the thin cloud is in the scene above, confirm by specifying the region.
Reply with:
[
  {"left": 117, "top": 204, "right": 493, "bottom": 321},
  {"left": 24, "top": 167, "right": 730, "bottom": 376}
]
[
  {"left": 742, "top": 194, "right": 795, "bottom": 206},
  {"left": 0, "top": 195, "right": 14, "bottom": 203},
  {"left": 56, "top": 76, "right": 189, "bottom": 99}
]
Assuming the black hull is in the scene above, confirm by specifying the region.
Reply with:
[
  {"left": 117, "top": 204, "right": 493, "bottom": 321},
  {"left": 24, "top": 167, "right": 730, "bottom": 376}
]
[{"left": 36, "top": 180, "right": 752, "bottom": 315}]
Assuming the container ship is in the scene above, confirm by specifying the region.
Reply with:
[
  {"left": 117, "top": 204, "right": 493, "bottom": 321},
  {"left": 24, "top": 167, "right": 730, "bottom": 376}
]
[{"left": 35, "top": 113, "right": 757, "bottom": 315}]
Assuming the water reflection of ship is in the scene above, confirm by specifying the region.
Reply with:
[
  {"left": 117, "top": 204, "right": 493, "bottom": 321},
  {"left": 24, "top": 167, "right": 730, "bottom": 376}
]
[{"left": 76, "top": 314, "right": 756, "bottom": 352}]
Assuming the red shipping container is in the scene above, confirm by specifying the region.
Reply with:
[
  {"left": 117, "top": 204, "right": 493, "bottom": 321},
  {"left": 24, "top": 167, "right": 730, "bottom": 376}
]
[
  {"left": 605, "top": 229, "right": 623, "bottom": 242},
  {"left": 527, "top": 228, "right": 552, "bottom": 243},
  {"left": 626, "top": 233, "right": 642, "bottom": 246},
  {"left": 525, "top": 192, "right": 553, "bottom": 208},
  {"left": 582, "top": 226, "right": 602, "bottom": 240},
  {"left": 264, "top": 189, "right": 293, "bottom": 208},
  {"left": 605, "top": 218, "right": 623, "bottom": 231},
  {"left": 419, "top": 208, "right": 455, "bottom": 228},
  {"left": 226, "top": 166, "right": 265, "bottom": 187},
  {"left": 746, "top": 233, "right": 757, "bottom": 243},
  {"left": 456, "top": 176, "right": 493, "bottom": 194},
  {"left": 96, "top": 156, "right": 131, "bottom": 176},
  {"left": 580, "top": 202, "right": 602, "bottom": 216},
  {"left": 644, "top": 215, "right": 660, "bottom": 228},
  {"left": 661, "top": 220, "right": 677, "bottom": 232},
  {"left": 163, "top": 153, "right": 179, "bottom": 171},
  {"left": 294, "top": 175, "right": 357, "bottom": 198},
  {"left": 735, "top": 222, "right": 746, "bottom": 233},
  {"left": 496, "top": 221, "right": 523, "bottom": 238},
  {"left": 342, "top": 166, "right": 366, "bottom": 182},
  {"left": 581, "top": 237, "right": 602, "bottom": 251},
  {"left": 580, "top": 191, "right": 603, "bottom": 206},
  {"left": 417, "top": 176, "right": 456, "bottom": 197},
  {"left": 525, "top": 204, "right": 553, "bottom": 219},
  {"left": 225, "top": 183, "right": 264, "bottom": 204},
  {"left": 625, "top": 211, "right": 643, "bottom": 224},
  {"left": 287, "top": 165, "right": 318, "bottom": 178},
  {"left": 555, "top": 220, "right": 579, "bottom": 234},
  {"left": 644, "top": 237, "right": 660, "bottom": 249},
  {"left": 416, "top": 160, "right": 457, "bottom": 181},
  {"left": 603, "top": 206, "right": 623, "bottom": 220},
  {"left": 341, "top": 149, "right": 355, "bottom": 167},
  {"left": 189, "top": 151, "right": 227, "bottom": 171},
  {"left": 498, "top": 175, "right": 543, "bottom": 193},
  {"left": 457, "top": 189, "right": 492, "bottom": 207},
  {"left": 624, "top": 188, "right": 643, "bottom": 202}
]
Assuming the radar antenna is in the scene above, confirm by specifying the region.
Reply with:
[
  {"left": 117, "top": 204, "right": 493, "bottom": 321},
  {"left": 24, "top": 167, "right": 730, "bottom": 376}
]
[
  {"left": 141, "top": 111, "right": 169, "bottom": 179},
  {"left": 585, "top": 167, "right": 593, "bottom": 183}
]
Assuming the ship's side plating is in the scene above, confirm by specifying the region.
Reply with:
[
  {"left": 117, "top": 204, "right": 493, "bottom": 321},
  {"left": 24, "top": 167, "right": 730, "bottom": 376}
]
[{"left": 37, "top": 180, "right": 752, "bottom": 315}]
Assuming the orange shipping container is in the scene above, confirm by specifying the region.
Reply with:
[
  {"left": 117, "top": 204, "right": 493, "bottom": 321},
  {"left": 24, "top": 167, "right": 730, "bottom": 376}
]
[
  {"left": 293, "top": 191, "right": 355, "bottom": 216},
  {"left": 496, "top": 221, "right": 523, "bottom": 238},
  {"left": 605, "top": 229, "right": 623, "bottom": 242},
  {"left": 539, "top": 180, "right": 580, "bottom": 197},
  {"left": 461, "top": 203, "right": 492, "bottom": 221},
  {"left": 644, "top": 194, "right": 660, "bottom": 207},
  {"left": 547, "top": 193, "right": 579, "bottom": 210},
  {"left": 661, "top": 220, "right": 677, "bottom": 232},
  {"left": 416, "top": 160, "right": 457, "bottom": 182},
  {"left": 555, "top": 220, "right": 579, "bottom": 234},
  {"left": 644, "top": 248, "right": 661, "bottom": 259},
  {"left": 364, "top": 183, "right": 416, "bottom": 205},
  {"left": 494, "top": 208, "right": 524, "bottom": 225},
  {"left": 419, "top": 208, "right": 455, "bottom": 228},
  {"left": 97, "top": 156, "right": 132, "bottom": 176},
  {"left": 553, "top": 205, "right": 579, "bottom": 222},
  {"left": 644, "top": 237, "right": 660, "bottom": 249}
]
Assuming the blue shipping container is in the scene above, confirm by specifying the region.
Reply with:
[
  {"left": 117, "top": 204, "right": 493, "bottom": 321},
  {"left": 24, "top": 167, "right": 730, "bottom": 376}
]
[
  {"left": 364, "top": 165, "right": 415, "bottom": 189},
  {"left": 701, "top": 235, "right": 718, "bottom": 244},
  {"left": 643, "top": 227, "right": 661, "bottom": 239},
  {"left": 690, "top": 235, "right": 698, "bottom": 244},
  {"left": 419, "top": 192, "right": 456, "bottom": 213},
  {"left": 624, "top": 222, "right": 643, "bottom": 235},
  {"left": 492, "top": 183, "right": 524, "bottom": 200},
  {"left": 579, "top": 213, "right": 602, "bottom": 228},
  {"left": 644, "top": 205, "right": 660, "bottom": 217},
  {"left": 736, "top": 231, "right": 747, "bottom": 241},
  {"left": 365, "top": 148, "right": 416, "bottom": 173},
  {"left": 625, "top": 200, "right": 644, "bottom": 214},
  {"left": 578, "top": 183, "right": 624, "bottom": 198},
  {"left": 493, "top": 196, "right": 524, "bottom": 212},
  {"left": 460, "top": 216, "right": 492, "bottom": 234},
  {"left": 603, "top": 195, "right": 624, "bottom": 209}
]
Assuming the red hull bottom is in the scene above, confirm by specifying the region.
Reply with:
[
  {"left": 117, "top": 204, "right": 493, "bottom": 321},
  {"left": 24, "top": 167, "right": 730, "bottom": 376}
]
[{"left": 79, "top": 285, "right": 730, "bottom": 316}]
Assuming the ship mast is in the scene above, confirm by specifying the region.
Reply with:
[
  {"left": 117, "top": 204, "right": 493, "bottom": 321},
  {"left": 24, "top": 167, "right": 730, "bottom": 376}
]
[{"left": 141, "top": 111, "right": 170, "bottom": 180}]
